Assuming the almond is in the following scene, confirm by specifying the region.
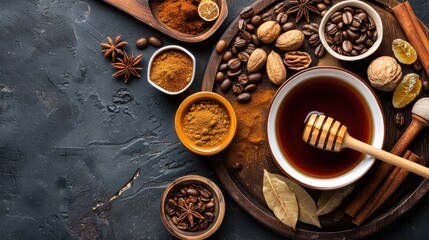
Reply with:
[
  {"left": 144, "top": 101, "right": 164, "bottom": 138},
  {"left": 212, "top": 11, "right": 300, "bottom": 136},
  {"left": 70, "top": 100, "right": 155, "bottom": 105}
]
[
  {"left": 266, "top": 51, "right": 287, "bottom": 85},
  {"left": 247, "top": 48, "right": 268, "bottom": 73}
]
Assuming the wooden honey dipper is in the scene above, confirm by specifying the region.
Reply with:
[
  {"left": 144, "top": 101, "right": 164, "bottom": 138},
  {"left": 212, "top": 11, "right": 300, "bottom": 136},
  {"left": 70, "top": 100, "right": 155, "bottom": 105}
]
[{"left": 302, "top": 112, "right": 429, "bottom": 179}]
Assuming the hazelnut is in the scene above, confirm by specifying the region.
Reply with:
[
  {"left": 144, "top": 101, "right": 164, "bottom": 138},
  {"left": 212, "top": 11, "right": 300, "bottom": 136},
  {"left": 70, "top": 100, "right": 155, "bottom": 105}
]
[{"left": 367, "top": 56, "right": 402, "bottom": 91}]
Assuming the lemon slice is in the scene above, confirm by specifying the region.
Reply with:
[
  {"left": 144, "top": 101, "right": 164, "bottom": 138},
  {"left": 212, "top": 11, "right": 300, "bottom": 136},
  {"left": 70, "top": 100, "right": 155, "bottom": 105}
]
[
  {"left": 198, "top": 0, "right": 219, "bottom": 22},
  {"left": 392, "top": 73, "right": 422, "bottom": 108},
  {"left": 392, "top": 39, "right": 417, "bottom": 65}
]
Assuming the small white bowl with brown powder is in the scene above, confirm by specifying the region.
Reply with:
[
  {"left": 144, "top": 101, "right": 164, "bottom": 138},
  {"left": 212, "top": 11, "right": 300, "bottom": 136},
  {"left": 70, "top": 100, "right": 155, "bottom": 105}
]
[{"left": 147, "top": 45, "right": 196, "bottom": 95}]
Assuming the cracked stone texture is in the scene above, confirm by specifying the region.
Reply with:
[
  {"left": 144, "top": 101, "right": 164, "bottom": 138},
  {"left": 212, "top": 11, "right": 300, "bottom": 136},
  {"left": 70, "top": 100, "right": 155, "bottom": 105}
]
[{"left": 1, "top": 0, "right": 429, "bottom": 239}]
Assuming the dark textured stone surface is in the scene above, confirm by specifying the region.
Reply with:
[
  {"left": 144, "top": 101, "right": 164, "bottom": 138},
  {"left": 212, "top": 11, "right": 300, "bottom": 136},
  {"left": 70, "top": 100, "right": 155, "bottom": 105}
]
[{"left": 0, "top": 0, "right": 428, "bottom": 239}]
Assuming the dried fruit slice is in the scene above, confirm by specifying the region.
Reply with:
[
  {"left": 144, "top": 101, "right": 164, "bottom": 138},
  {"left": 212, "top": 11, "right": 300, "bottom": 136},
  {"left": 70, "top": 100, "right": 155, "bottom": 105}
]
[
  {"left": 392, "top": 39, "right": 417, "bottom": 64},
  {"left": 392, "top": 73, "right": 422, "bottom": 108},
  {"left": 198, "top": 0, "right": 219, "bottom": 22}
]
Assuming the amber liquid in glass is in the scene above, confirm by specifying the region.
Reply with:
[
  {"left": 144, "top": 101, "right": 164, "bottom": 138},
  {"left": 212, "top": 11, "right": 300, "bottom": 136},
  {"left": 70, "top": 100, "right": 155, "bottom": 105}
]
[{"left": 276, "top": 76, "right": 373, "bottom": 178}]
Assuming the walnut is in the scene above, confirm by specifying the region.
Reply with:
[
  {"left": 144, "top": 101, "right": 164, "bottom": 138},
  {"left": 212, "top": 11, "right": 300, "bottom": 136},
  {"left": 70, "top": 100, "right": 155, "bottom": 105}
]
[
  {"left": 367, "top": 56, "right": 402, "bottom": 91},
  {"left": 283, "top": 51, "right": 312, "bottom": 70},
  {"left": 257, "top": 21, "right": 281, "bottom": 44},
  {"left": 275, "top": 30, "right": 305, "bottom": 51}
]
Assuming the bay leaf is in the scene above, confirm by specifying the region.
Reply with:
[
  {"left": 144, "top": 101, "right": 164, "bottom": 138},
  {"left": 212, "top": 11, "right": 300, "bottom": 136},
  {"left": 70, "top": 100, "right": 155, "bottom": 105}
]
[
  {"left": 316, "top": 184, "right": 355, "bottom": 216},
  {"left": 263, "top": 169, "right": 298, "bottom": 229},
  {"left": 276, "top": 174, "right": 321, "bottom": 228}
]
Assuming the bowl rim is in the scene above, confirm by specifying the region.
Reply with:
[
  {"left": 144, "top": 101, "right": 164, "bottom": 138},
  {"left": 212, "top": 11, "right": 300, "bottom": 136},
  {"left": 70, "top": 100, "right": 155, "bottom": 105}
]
[
  {"left": 160, "top": 175, "right": 226, "bottom": 239},
  {"left": 147, "top": 45, "right": 196, "bottom": 95},
  {"left": 319, "top": 0, "right": 383, "bottom": 61},
  {"left": 175, "top": 91, "right": 237, "bottom": 155},
  {"left": 266, "top": 66, "right": 385, "bottom": 190}
]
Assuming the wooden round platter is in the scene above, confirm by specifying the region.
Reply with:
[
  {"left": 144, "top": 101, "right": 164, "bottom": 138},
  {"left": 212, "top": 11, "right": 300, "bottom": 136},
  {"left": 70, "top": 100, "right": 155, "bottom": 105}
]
[
  {"left": 101, "top": 0, "right": 228, "bottom": 43},
  {"left": 201, "top": 0, "right": 429, "bottom": 239}
]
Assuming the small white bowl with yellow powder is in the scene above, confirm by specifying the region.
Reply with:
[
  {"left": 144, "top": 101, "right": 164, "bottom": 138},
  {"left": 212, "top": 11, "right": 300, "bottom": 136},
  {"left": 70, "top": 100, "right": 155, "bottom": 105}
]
[
  {"left": 175, "top": 91, "right": 237, "bottom": 155},
  {"left": 147, "top": 45, "right": 196, "bottom": 95}
]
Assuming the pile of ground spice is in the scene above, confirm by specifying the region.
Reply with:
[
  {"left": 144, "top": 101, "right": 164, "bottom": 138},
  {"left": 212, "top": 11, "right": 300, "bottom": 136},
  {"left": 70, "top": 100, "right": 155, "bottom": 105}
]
[
  {"left": 149, "top": 49, "right": 193, "bottom": 92},
  {"left": 182, "top": 100, "right": 230, "bottom": 147},
  {"left": 156, "top": 0, "right": 206, "bottom": 35}
]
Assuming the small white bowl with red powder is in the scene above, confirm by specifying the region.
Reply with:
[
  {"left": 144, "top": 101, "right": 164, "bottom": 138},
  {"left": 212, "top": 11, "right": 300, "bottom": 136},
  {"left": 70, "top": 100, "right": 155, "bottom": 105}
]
[{"left": 147, "top": 45, "right": 196, "bottom": 95}]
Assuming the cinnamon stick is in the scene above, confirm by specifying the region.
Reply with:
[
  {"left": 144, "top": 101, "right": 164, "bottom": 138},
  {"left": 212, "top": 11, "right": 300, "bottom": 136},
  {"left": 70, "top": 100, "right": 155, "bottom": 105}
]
[
  {"left": 392, "top": 1, "right": 429, "bottom": 77},
  {"left": 352, "top": 150, "right": 420, "bottom": 226}
]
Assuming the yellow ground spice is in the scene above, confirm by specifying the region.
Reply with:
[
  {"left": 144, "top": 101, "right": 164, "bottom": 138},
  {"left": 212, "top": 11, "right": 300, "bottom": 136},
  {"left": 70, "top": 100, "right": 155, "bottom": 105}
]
[
  {"left": 150, "top": 50, "right": 193, "bottom": 92},
  {"left": 183, "top": 100, "right": 230, "bottom": 147}
]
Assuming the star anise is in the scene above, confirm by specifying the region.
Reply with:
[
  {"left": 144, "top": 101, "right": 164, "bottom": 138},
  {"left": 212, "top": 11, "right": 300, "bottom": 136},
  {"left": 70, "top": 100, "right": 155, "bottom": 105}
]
[
  {"left": 287, "top": 0, "right": 319, "bottom": 23},
  {"left": 100, "top": 35, "right": 128, "bottom": 62},
  {"left": 177, "top": 198, "right": 205, "bottom": 227},
  {"left": 112, "top": 51, "right": 143, "bottom": 83}
]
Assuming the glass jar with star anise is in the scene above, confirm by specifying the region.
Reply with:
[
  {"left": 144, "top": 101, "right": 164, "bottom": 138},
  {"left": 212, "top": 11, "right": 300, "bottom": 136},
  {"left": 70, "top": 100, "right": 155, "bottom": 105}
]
[{"left": 160, "top": 175, "right": 225, "bottom": 239}]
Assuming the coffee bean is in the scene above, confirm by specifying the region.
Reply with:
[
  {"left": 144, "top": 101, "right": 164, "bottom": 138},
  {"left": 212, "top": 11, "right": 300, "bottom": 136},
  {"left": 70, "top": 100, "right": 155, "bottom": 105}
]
[
  {"left": 282, "top": 22, "right": 295, "bottom": 32},
  {"left": 251, "top": 34, "right": 261, "bottom": 46},
  {"left": 353, "top": 44, "right": 364, "bottom": 52},
  {"left": 238, "top": 51, "right": 250, "bottom": 62},
  {"left": 423, "top": 80, "right": 429, "bottom": 92},
  {"left": 309, "top": 34, "right": 320, "bottom": 47},
  {"left": 343, "top": 7, "right": 355, "bottom": 14},
  {"left": 231, "top": 46, "right": 239, "bottom": 56},
  {"left": 215, "top": 40, "right": 227, "bottom": 54},
  {"left": 342, "top": 40, "right": 353, "bottom": 52},
  {"left": 276, "top": 12, "right": 289, "bottom": 24},
  {"left": 274, "top": 2, "right": 287, "bottom": 14},
  {"left": 346, "top": 29, "right": 359, "bottom": 39},
  {"left": 413, "top": 58, "right": 422, "bottom": 71},
  {"left": 228, "top": 58, "right": 241, "bottom": 70},
  {"left": 351, "top": 49, "right": 359, "bottom": 56},
  {"left": 334, "top": 31, "right": 342, "bottom": 44},
  {"left": 250, "top": 15, "right": 262, "bottom": 26},
  {"left": 223, "top": 51, "right": 233, "bottom": 62},
  {"left": 337, "top": 21, "right": 345, "bottom": 30},
  {"left": 303, "top": 23, "right": 319, "bottom": 33},
  {"left": 246, "top": 24, "right": 255, "bottom": 33},
  {"left": 317, "top": 3, "right": 327, "bottom": 11},
  {"left": 356, "top": 12, "right": 368, "bottom": 21},
  {"left": 136, "top": 37, "right": 148, "bottom": 49},
  {"left": 237, "top": 74, "right": 249, "bottom": 85},
  {"left": 315, "top": 44, "right": 325, "bottom": 57},
  {"left": 395, "top": 112, "right": 405, "bottom": 127},
  {"left": 323, "top": 0, "right": 332, "bottom": 5},
  {"left": 148, "top": 36, "right": 163, "bottom": 47},
  {"left": 365, "top": 39, "right": 373, "bottom": 47},
  {"left": 320, "top": 10, "right": 327, "bottom": 16},
  {"left": 326, "top": 23, "right": 338, "bottom": 35},
  {"left": 368, "top": 17, "right": 376, "bottom": 30},
  {"left": 240, "top": 6, "right": 254, "bottom": 19},
  {"left": 234, "top": 39, "right": 248, "bottom": 49},
  {"left": 237, "top": 92, "right": 251, "bottom": 103},
  {"left": 244, "top": 84, "right": 257, "bottom": 92},
  {"left": 325, "top": 32, "right": 334, "bottom": 45},
  {"left": 232, "top": 83, "right": 244, "bottom": 94},
  {"left": 342, "top": 11, "right": 353, "bottom": 25},
  {"left": 227, "top": 68, "right": 242, "bottom": 78},
  {"left": 219, "top": 63, "right": 229, "bottom": 72},
  {"left": 239, "top": 31, "right": 252, "bottom": 42},
  {"left": 355, "top": 33, "right": 367, "bottom": 43},
  {"left": 238, "top": 19, "right": 247, "bottom": 31},
  {"left": 262, "top": 12, "right": 273, "bottom": 22},
  {"left": 303, "top": 29, "right": 313, "bottom": 36},
  {"left": 351, "top": 16, "right": 362, "bottom": 28},
  {"left": 220, "top": 79, "right": 232, "bottom": 92},
  {"left": 371, "top": 30, "right": 378, "bottom": 41},
  {"left": 248, "top": 72, "right": 262, "bottom": 83},
  {"left": 244, "top": 43, "right": 256, "bottom": 54},
  {"left": 215, "top": 72, "right": 225, "bottom": 82},
  {"left": 330, "top": 11, "right": 342, "bottom": 23}
]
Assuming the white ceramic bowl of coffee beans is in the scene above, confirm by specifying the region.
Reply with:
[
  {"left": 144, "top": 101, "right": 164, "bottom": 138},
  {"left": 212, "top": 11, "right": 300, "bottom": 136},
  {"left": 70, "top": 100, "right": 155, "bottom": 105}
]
[
  {"left": 319, "top": 0, "right": 383, "bottom": 61},
  {"left": 160, "top": 175, "right": 226, "bottom": 239}
]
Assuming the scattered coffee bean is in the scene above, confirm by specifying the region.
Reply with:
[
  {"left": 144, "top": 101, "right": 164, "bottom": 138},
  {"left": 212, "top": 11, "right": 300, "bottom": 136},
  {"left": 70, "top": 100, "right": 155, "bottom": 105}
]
[
  {"left": 136, "top": 37, "right": 148, "bottom": 49},
  {"left": 276, "top": 12, "right": 289, "bottom": 24},
  {"left": 219, "top": 63, "right": 229, "bottom": 72},
  {"left": 251, "top": 34, "right": 261, "bottom": 46},
  {"left": 237, "top": 92, "right": 251, "bottom": 103},
  {"left": 222, "top": 51, "right": 233, "bottom": 62},
  {"left": 238, "top": 51, "right": 250, "bottom": 62},
  {"left": 148, "top": 36, "right": 163, "bottom": 47},
  {"left": 244, "top": 84, "right": 257, "bottom": 92},
  {"left": 227, "top": 68, "right": 242, "bottom": 78},
  {"left": 233, "top": 83, "right": 244, "bottom": 94},
  {"left": 234, "top": 39, "right": 248, "bottom": 49},
  {"left": 262, "top": 12, "right": 273, "bottom": 22},
  {"left": 423, "top": 80, "right": 429, "bottom": 92},
  {"left": 274, "top": 2, "right": 287, "bottom": 14},
  {"left": 315, "top": 44, "right": 325, "bottom": 57},
  {"left": 237, "top": 74, "right": 249, "bottom": 85},
  {"left": 395, "top": 112, "right": 405, "bottom": 127},
  {"left": 220, "top": 79, "right": 232, "bottom": 92},
  {"left": 228, "top": 58, "right": 241, "bottom": 70},
  {"left": 282, "top": 22, "right": 295, "bottom": 32},
  {"left": 250, "top": 15, "right": 262, "bottom": 26},
  {"left": 215, "top": 72, "right": 225, "bottom": 82},
  {"left": 246, "top": 24, "right": 255, "bottom": 33},
  {"left": 248, "top": 72, "right": 262, "bottom": 83},
  {"left": 238, "top": 19, "right": 247, "bottom": 32},
  {"left": 239, "top": 31, "right": 252, "bottom": 42},
  {"left": 317, "top": 3, "right": 327, "bottom": 11},
  {"left": 240, "top": 6, "right": 254, "bottom": 19},
  {"left": 413, "top": 58, "right": 422, "bottom": 71},
  {"left": 215, "top": 40, "right": 227, "bottom": 54}
]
